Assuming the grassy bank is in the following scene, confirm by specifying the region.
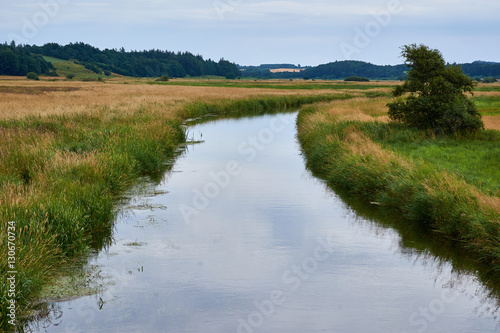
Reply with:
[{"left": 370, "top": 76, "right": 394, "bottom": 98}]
[
  {"left": 297, "top": 97, "right": 500, "bottom": 270},
  {"left": 0, "top": 81, "right": 352, "bottom": 331}
]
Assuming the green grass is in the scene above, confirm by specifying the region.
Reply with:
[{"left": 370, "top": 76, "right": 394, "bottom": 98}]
[
  {"left": 361, "top": 122, "right": 500, "bottom": 196},
  {"left": 41, "top": 56, "right": 109, "bottom": 79},
  {"left": 149, "top": 80, "right": 393, "bottom": 90},
  {"left": 474, "top": 85, "right": 500, "bottom": 92},
  {"left": 472, "top": 96, "right": 500, "bottom": 115}
]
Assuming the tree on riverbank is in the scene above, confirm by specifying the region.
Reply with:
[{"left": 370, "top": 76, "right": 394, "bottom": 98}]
[{"left": 388, "top": 44, "right": 484, "bottom": 133}]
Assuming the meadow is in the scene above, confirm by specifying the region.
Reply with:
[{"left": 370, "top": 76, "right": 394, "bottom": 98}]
[{"left": 0, "top": 77, "right": 498, "bottom": 331}]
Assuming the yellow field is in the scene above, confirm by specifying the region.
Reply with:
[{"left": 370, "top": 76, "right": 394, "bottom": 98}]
[
  {"left": 0, "top": 79, "right": 351, "bottom": 120},
  {"left": 269, "top": 68, "right": 306, "bottom": 73}
]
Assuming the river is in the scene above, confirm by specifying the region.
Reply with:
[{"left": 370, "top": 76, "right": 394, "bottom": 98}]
[{"left": 27, "top": 111, "right": 499, "bottom": 332}]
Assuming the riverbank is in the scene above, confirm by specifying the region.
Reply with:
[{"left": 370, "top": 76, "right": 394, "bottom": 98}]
[
  {"left": 0, "top": 79, "right": 355, "bottom": 331},
  {"left": 296, "top": 96, "right": 500, "bottom": 270}
]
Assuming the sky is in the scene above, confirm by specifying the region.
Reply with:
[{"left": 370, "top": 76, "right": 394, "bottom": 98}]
[{"left": 1, "top": 0, "right": 499, "bottom": 66}]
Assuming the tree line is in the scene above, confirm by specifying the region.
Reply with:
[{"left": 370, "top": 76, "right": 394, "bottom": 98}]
[
  {"left": 241, "top": 60, "right": 500, "bottom": 80},
  {"left": 0, "top": 42, "right": 56, "bottom": 76},
  {"left": 0, "top": 42, "right": 241, "bottom": 79}
]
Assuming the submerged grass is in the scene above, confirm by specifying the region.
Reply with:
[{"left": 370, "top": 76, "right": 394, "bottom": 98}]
[
  {"left": 0, "top": 81, "right": 352, "bottom": 331},
  {"left": 297, "top": 98, "right": 500, "bottom": 272}
]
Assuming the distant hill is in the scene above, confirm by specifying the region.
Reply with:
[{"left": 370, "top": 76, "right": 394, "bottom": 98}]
[
  {"left": 0, "top": 42, "right": 241, "bottom": 79},
  {"left": 301, "top": 61, "right": 407, "bottom": 80},
  {"left": 241, "top": 60, "right": 500, "bottom": 80}
]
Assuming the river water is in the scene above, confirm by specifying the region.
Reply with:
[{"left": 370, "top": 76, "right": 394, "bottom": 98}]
[{"left": 29, "top": 112, "right": 499, "bottom": 332}]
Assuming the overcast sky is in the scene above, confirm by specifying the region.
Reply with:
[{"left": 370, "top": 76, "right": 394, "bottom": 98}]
[{"left": 1, "top": 0, "right": 499, "bottom": 66}]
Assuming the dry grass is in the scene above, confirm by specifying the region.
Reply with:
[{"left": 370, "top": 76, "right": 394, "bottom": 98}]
[
  {"left": 483, "top": 115, "right": 500, "bottom": 131},
  {"left": 269, "top": 68, "right": 305, "bottom": 73},
  {"left": 0, "top": 79, "right": 345, "bottom": 120},
  {"left": 309, "top": 97, "right": 391, "bottom": 122}
]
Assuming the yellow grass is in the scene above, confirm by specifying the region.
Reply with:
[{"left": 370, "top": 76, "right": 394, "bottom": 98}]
[
  {"left": 269, "top": 68, "right": 306, "bottom": 73},
  {"left": 483, "top": 115, "right": 500, "bottom": 131},
  {"left": 0, "top": 79, "right": 350, "bottom": 120}
]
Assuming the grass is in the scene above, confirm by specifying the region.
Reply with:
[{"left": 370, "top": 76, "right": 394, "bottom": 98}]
[
  {"left": 41, "top": 56, "right": 112, "bottom": 80},
  {"left": 149, "top": 79, "right": 395, "bottom": 91},
  {"left": 471, "top": 96, "right": 500, "bottom": 115},
  {"left": 296, "top": 96, "right": 500, "bottom": 273},
  {"left": 0, "top": 78, "right": 353, "bottom": 331},
  {"left": 361, "top": 123, "right": 500, "bottom": 196}
]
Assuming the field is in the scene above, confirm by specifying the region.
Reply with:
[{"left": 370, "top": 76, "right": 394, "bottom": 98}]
[{"left": 0, "top": 77, "right": 499, "bottom": 331}]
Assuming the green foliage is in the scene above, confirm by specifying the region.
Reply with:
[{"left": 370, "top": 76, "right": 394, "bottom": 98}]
[
  {"left": 26, "top": 72, "right": 39, "bottom": 80},
  {"left": 156, "top": 74, "right": 170, "bottom": 81},
  {"left": 482, "top": 77, "right": 498, "bottom": 83},
  {"left": 66, "top": 73, "right": 75, "bottom": 79},
  {"left": 0, "top": 42, "right": 56, "bottom": 76},
  {"left": 388, "top": 44, "right": 484, "bottom": 133},
  {"left": 23, "top": 42, "right": 241, "bottom": 78},
  {"left": 344, "top": 76, "right": 370, "bottom": 82}
]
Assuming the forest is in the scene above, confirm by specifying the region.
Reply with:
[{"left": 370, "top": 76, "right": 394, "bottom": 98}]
[
  {"left": 0, "top": 42, "right": 56, "bottom": 76},
  {"left": 242, "top": 60, "right": 500, "bottom": 80},
  {"left": 1, "top": 41, "right": 499, "bottom": 81},
  {"left": 0, "top": 42, "right": 241, "bottom": 78}
]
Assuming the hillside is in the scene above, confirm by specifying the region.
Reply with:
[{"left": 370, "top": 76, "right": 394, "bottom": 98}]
[
  {"left": 242, "top": 60, "right": 500, "bottom": 80},
  {"left": 1, "top": 42, "right": 241, "bottom": 79}
]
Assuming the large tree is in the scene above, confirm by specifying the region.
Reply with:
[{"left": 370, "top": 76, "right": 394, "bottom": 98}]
[{"left": 387, "top": 44, "right": 483, "bottom": 133}]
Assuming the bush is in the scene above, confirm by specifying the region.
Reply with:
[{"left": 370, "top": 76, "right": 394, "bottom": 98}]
[
  {"left": 103, "top": 70, "right": 112, "bottom": 76},
  {"left": 156, "top": 75, "right": 170, "bottom": 82},
  {"left": 344, "top": 76, "right": 370, "bottom": 82},
  {"left": 482, "top": 77, "right": 497, "bottom": 83},
  {"left": 388, "top": 44, "right": 483, "bottom": 133},
  {"left": 26, "top": 72, "right": 39, "bottom": 80},
  {"left": 66, "top": 74, "right": 75, "bottom": 79}
]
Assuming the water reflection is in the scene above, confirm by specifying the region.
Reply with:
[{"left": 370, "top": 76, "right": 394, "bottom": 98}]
[{"left": 27, "top": 112, "right": 500, "bottom": 332}]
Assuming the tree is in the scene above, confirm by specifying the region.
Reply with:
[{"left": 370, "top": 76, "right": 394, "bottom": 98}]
[
  {"left": 26, "top": 72, "right": 39, "bottom": 80},
  {"left": 388, "top": 44, "right": 483, "bottom": 133}
]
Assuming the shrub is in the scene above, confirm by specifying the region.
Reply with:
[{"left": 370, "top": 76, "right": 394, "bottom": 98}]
[
  {"left": 156, "top": 75, "right": 170, "bottom": 82},
  {"left": 482, "top": 77, "right": 497, "bottom": 83},
  {"left": 344, "top": 76, "right": 370, "bottom": 82},
  {"left": 388, "top": 44, "right": 483, "bottom": 133},
  {"left": 26, "top": 72, "right": 39, "bottom": 80},
  {"left": 66, "top": 74, "right": 75, "bottom": 79}
]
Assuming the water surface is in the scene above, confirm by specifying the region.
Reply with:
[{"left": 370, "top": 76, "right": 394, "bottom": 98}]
[{"left": 29, "top": 112, "right": 500, "bottom": 333}]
